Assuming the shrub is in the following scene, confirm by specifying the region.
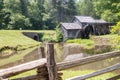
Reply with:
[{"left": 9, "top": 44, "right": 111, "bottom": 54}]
[
  {"left": 55, "top": 24, "right": 63, "bottom": 42},
  {"left": 110, "top": 36, "right": 120, "bottom": 50},
  {"left": 110, "top": 21, "right": 120, "bottom": 34},
  {"left": 42, "top": 33, "right": 55, "bottom": 42},
  {"left": 37, "top": 33, "right": 44, "bottom": 41}
]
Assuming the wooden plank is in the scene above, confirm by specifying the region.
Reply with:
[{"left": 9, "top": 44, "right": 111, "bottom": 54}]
[
  {"left": 106, "top": 74, "right": 120, "bottom": 80},
  {"left": 57, "top": 50, "right": 120, "bottom": 70},
  {"left": 0, "top": 58, "right": 46, "bottom": 78},
  {"left": 46, "top": 43, "right": 58, "bottom": 80},
  {"left": 67, "top": 63, "right": 120, "bottom": 80}
]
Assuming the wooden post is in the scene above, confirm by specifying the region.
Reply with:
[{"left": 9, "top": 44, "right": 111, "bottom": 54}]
[
  {"left": 37, "top": 46, "right": 48, "bottom": 80},
  {"left": 38, "top": 46, "right": 45, "bottom": 58},
  {"left": 46, "top": 43, "right": 58, "bottom": 80}
]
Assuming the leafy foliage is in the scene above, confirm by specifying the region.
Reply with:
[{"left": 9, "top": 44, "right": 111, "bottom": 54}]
[
  {"left": 10, "top": 13, "right": 32, "bottom": 29},
  {"left": 0, "top": 0, "right": 120, "bottom": 30},
  {"left": 110, "top": 21, "right": 120, "bottom": 34},
  {"left": 55, "top": 24, "right": 63, "bottom": 42},
  {"left": 110, "top": 36, "right": 120, "bottom": 50},
  {"left": 0, "top": 0, "right": 11, "bottom": 29}
]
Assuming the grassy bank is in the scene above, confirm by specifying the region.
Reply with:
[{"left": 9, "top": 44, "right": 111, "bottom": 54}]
[
  {"left": 0, "top": 47, "right": 37, "bottom": 67},
  {"left": 10, "top": 70, "right": 116, "bottom": 80},
  {"left": 0, "top": 30, "right": 40, "bottom": 48}
]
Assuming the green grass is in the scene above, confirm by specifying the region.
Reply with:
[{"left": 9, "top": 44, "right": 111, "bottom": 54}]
[
  {"left": 92, "top": 34, "right": 118, "bottom": 39},
  {"left": 10, "top": 70, "right": 37, "bottom": 79},
  {"left": 10, "top": 70, "right": 116, "bottom": 80},
  {"left": 66, "top": 39, "right": 94, "bottom": 46},
  {"left": 0, "top": 30, "right": 40, "bottom": 48},
  {"left": 62, "top": 70, "right": 116, "bottom": 80}
]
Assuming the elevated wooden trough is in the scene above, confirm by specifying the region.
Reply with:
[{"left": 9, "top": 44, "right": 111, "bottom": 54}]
[{"left": 0, "top": 43, "right": 120, "bottom": 80}]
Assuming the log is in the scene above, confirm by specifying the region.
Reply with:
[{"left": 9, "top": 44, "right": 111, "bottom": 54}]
[
  {"left": 57, "top": 50, "right": 120, "bottom": 70},
  {"left": 46, "top": 43, "right": 58, "bottom": 80},
  {"left": 67, "top": 63, "right": 120, "bottom": 80},
  {"left": 0, "top": 59, "right": 46, "bottom": 78}
]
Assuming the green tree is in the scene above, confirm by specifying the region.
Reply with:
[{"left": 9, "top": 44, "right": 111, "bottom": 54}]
[
  {"left": 77, "top": 0, "right": 97, "bottom": 18},
  {"left": 93, "top": 0, "right": 120, "bottom": 22},
  {"left": 67, "top": 0, "right": 77, "bottom": 16},
  {"left": 0, "top": 0, "right": 11, "bottom": 29},
  {"left": 20, "top": 0, "right": 28, "bottom": 17},
  {"left": 110, "top": 21, "right": 120, "bottom": 34},
  {"left": 10, "top": 13, "right": 32, "bottom": 30}
]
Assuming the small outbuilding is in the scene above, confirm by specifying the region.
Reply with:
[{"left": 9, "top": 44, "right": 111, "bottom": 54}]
[{"left": 59, "top": 23, "right": 82, "bottom": 39}]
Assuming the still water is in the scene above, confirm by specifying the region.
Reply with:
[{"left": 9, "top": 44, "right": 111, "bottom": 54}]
[{"left": 0, "top": 43, "right": 120, "bottom": 74}]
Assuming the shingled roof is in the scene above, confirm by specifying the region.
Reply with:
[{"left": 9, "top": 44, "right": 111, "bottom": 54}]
[
  {"left": 74, "top": 16, "right": 95, "bottom": 23},
  {"left": 61, "top": 23, "right": 82, "bottom": 30},
  {"left": 74, "top": 16, "right": 107, "bottom": 23},
  {"left": 94, "top": 19, "right": 106, "bottom": 23}
]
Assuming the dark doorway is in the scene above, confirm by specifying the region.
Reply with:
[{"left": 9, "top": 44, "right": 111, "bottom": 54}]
[{"left": 33, "top": 35, "right": 38, "bottom": 41}]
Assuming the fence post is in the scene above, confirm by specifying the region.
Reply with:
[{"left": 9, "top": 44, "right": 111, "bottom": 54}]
[
  {"left": 37, "top": 46, "right": 48, "bottom": 80},
  {"left": 46, "top": 43, "right": 58, "bottom": 80},
  {"left": 38, "top": 46, "right": 45, "bottom": 58}
]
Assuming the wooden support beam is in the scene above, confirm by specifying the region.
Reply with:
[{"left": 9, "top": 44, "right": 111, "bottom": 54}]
[
  {"left": 46, "top": 43, "right": 58, "bottom": 80},
  {"left": 67, "top": 63, "right": 120, "bottom": 80},
  {"left": 0, "top": 59, "right": 46, "bottom": 78},
  {"left": 57, "top": 50, "right": 120, "bottom": 70}
]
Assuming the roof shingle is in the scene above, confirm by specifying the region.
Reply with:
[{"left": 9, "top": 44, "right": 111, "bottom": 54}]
[{"left": 61, "top": 23, "right": 82, "bottom": 30}]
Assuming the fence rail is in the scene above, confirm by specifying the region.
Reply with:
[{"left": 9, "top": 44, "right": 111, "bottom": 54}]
[
  {"left": 0, "top": 43, "right": 120, "bottom": 80},
  {"left": 57, "top": 50, "right": 120, "bottom": 70},
  {"left": 67, "top": 63, "right": 120, "bottom": 80}
]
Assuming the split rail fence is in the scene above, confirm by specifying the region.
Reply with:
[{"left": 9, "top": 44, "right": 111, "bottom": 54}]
[{"left": 0, "top": 43, "right": 120, "bottom": 80}]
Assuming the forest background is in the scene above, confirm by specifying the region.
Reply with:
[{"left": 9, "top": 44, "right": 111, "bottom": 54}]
[{"left": 0, "top": 0, "right": 120, "bottom": 30}]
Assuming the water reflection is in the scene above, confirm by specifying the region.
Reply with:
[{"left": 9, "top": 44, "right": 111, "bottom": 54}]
[
  {"left": 0, "top": 43, "right": 120, "bottom": 75},
  {"left": 0, "top": 48, "right": 39, "bottom": 69}
]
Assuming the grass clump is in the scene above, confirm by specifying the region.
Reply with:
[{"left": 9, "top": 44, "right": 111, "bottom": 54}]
[
  {"left": 66, "top": 39, "right": 94, "bottom": 46},
  {"left": 10, "top": 70, "right": 116, "bottom": 80},
  {"left": 10, "top": 70, "right": 37, "bottom": 79},
  {"left": 62, "top": 70, "right": 116, "bottom": 80}
]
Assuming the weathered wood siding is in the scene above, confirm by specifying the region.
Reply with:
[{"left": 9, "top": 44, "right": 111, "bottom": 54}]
[
  {"left": 60, "top": 25, "right": 68, "bottom": 38},
  {"left": 67, "top": 30, "right": 81, "bottom": 38},
  {"left": 72, "top": 18, "right": 82, "bottom": 26}
]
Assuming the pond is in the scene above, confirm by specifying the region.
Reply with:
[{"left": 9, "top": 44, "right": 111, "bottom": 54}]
[{"left": 0, "top": 43, "right": 120, "bottom": 75}]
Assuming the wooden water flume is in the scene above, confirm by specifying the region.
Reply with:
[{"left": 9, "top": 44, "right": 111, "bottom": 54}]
[{"left": 0, "top": 43, "right": 120, "bottom": 80}]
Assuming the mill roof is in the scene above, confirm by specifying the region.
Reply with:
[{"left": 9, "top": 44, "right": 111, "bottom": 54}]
[
  {"left": 61, "top": 23, "right": 82, "bottom": 30},
  {"left": 74, "top": 16, "right": 95, "bottom": 23},
  {"left": 74, "top": 16, "right": 107, "bottom": 24}
]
